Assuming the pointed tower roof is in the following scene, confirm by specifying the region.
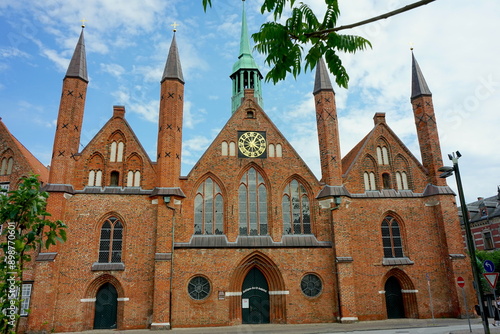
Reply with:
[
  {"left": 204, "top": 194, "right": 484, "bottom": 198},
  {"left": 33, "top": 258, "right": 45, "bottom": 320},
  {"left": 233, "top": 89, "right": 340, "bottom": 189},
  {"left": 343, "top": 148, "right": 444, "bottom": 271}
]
[
  {"left": 313, "top": 58, "right": 334, "bottom": 95},
  {"left": 231, "top": 0, "right": 260, "bottom": 73},
  {"left": 65, "top": 28, "right": 88, "bottom": 82},
  {"left": 162, "top": 33, "right": 184, "bottom": 84},
  {"left": 411, "top": 51, "right": 431, "bottom": 99}
]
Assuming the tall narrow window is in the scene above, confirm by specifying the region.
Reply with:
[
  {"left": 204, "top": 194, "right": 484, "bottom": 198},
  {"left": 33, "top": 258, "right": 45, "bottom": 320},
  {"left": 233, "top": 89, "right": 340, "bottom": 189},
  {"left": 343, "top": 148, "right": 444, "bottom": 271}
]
[
  {"left": 268, "top": 144, "right": 275, "bottom": 158},
  {"left": 6, "top": 157, "right": 13, "bottom": 175},
  {"left": 382, "top": 147, "right": 389, "bottom": 165},
  {"left": 483, "top": 231, "right": 494, "bottom": 250},
  {"left": 381, "top": 216, "right": 404, "bottom": 258},
  {"left": 194, "top": 178, "right": 224, "bottom": 235},
  {"left": 239, "top": 168, "right": 267, "bottom": 235},
  {"left": 110, "top": 141, "right": 124, "bottom": 162},
  {"left": 229, "top": 142, "right": 236, "bottom": 156},
  {"left": 364, "top": 172, "right": 376, "bottom": 190},
  {"left": 110, "top": 142, "right": 117, "bottom": 162},
  {"left": 221, "top": 141, "right": 228, "bottom": 156},
  {"left": 88, "top": 170, "right": 102, "bottom": 187},
  {"left": 110, "top": 171, "right": 119, "bottom": 186},
  {"left": 376, "top": 147, "right": 383, "bottom": 165},
  {"left": 98, "top": 217, "right": 123, "bottom": 263},
  {"left": 276, "top": 144, "right": 283, "bottom": 157},
  {"left": 20, "top": 283, "right": 32, "bottom": 316},
  {"left": 382, "top": 173, "right": 391, "bottom": 189},
  {"left": 283, "top": 180, "right": 311, "bottom": 234},
  {"left": 0, "top": 158, "right": 6, "bottom": 175}
]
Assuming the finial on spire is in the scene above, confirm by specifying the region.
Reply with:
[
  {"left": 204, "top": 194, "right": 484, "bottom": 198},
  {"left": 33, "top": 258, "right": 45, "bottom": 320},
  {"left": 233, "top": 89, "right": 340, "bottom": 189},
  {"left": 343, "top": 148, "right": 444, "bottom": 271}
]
[
  {"left": 80, "top": 18, "right": 87, "bottom": 28},
  {"left": 171, "top": 22, "right": 179, "bottom": 32},
  {"left": 410, "top": 42, "right": 414, "bottom": 51}
]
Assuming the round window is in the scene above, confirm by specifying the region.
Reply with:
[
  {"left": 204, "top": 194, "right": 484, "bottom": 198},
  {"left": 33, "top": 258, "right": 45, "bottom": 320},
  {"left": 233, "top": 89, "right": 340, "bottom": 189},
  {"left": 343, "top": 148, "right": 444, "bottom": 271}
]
[
  {"left": 301, "top": 273, "right": 322, "bottom": 297},
  {"left": 188, "top": 276, "right": 211, "bottom": 300}
]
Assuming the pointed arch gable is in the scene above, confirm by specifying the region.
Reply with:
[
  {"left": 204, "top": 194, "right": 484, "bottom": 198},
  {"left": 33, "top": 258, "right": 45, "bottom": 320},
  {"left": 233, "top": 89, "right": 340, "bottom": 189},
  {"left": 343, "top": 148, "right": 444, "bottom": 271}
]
[
  {"left": 192, "top": 172, "right": 227, "bottom": 198},
  {"left": 108, "top": 130, "right": 126, "bottom": 143},
  {"left": 125, "top": 152, "right": 143, "bottom": 170},
  {"left": 228, "top": 251, "right": 286, "bottom": 323},
  {"left": 237, "top": 162, "right": 270, "bottom": 190}
]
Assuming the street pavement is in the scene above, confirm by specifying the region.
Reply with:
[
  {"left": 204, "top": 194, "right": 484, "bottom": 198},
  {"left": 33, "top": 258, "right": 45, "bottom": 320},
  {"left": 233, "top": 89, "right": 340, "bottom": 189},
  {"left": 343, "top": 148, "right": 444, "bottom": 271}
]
[{"left": 56, "top": 318, "right": 500, "bottom": 334}]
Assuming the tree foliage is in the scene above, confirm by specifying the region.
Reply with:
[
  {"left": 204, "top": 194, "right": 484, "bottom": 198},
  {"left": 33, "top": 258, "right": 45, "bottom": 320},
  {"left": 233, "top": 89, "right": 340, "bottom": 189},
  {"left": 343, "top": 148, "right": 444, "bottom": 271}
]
[
  {"left": 0, "top": 175, "right": 66, "bottom": 333},
  {"left": 202, "top": 0, "right": 436, "bottom": 88}
]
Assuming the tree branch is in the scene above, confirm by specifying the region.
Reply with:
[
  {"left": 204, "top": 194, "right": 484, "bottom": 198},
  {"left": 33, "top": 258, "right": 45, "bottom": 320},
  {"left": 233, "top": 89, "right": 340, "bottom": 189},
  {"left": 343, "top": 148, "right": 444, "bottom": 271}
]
[{"left": 305, "top": 0, "right": 437, "bottom": 38}]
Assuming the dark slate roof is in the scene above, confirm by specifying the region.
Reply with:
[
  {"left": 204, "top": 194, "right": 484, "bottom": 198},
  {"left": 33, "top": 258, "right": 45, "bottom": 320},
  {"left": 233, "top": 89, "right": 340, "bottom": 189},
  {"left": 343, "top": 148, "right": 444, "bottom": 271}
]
[
  {"left": 460, "top": 192, "right": 500, "bottom": 223},
  {"left": 65, "top": 29, "right": 88, "bottom": 82},
  {"left": 313, "top": 58, "right": 334, "bottom": 95},
  {"left": 411, "top": 51, "right": 431, "bottom": 99},
  {"left": 175, "top": 235, "right": 332, "bottom": 249},
  {"left": 161, "top": 33, "right": 184, "bottom": 84}
]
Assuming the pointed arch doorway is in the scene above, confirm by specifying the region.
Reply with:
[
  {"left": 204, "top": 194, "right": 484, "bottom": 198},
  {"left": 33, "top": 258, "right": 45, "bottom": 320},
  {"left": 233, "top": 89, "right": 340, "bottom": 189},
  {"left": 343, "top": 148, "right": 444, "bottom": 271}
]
[
  {"left": 94, "top": 283, "right": 118, "bottom": 329},
  {"left": 242, "top": 267, "right": 270, "bottom": 324},
  {"left": 385, "top": 276, "right": 405, "bottom": 319}
]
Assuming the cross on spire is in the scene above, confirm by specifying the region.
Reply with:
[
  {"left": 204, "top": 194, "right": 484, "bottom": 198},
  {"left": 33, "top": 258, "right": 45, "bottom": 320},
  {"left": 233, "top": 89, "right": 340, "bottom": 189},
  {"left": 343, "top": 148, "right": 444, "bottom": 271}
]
[
  {"left": 171, "top": 22, "right": 179, "bottom": 32},
  {"left": 80, "top": 18, "right": 87, "bottom": 28}
]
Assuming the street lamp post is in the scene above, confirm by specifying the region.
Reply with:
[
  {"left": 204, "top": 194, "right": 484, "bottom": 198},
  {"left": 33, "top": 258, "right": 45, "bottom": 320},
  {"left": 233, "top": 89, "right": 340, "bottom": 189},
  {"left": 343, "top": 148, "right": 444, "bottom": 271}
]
[{"left": 439, "top": 151, "right": 490, "bottom": 334}]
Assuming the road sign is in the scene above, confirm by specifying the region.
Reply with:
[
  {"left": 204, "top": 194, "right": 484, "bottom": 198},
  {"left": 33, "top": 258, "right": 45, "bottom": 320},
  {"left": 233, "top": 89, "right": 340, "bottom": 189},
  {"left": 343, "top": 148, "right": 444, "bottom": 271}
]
[
  {"left": 483, "top": 272, "right": 499, "bottom": 289},
  {"left": 457, "top": 276, "right": 465, "bottom": 288},
  {"left": 484, "top": 260, "right": 495, "bottom": 273}
]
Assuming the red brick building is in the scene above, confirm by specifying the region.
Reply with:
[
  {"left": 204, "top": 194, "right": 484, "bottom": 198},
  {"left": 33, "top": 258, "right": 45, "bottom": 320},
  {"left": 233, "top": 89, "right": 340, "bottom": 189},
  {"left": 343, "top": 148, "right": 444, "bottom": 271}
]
[{"left": 6, "top": 4, "right": 474, "bottom": 332}]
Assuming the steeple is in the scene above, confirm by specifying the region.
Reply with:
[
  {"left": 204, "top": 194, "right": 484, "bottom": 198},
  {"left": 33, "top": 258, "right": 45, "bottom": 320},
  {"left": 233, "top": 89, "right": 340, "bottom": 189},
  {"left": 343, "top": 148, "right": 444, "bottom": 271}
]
[
  {"left": 65, "top": 28, "right": 88, "bottom": 82},
  {"left": 314, "top": 58, "right": 342, "bottom": 186},
  {"left": 411, "top": 50, "right": 431, "bottom": 99},
  {"left": 161, "top": 33, "right": 184, "bottom": 84},
  {"left": 49, "top": 27, "right": 88, "bottom": 185},
  {"left": 157, "top": 31, "right": 184, "bottom": 187},
  {"left": 410, "top": 51, "right": 444, "bottom": 186},
  {"left": 230, "top": 0, "right": 263, "bottom": 113}
]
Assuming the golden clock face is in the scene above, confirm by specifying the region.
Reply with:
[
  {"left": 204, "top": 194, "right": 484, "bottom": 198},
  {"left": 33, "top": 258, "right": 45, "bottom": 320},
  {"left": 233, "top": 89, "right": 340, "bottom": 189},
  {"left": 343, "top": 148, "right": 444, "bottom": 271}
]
[{"left": 238, "top": 131, "right": 267, "bottom": 158}]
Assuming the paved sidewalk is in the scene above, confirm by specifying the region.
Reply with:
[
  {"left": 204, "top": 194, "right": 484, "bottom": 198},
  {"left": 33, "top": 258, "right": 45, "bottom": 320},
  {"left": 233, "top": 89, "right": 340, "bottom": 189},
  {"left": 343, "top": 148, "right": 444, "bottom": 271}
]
[{"left": 58, "top": 318, "right": 500, "bottom": 334}]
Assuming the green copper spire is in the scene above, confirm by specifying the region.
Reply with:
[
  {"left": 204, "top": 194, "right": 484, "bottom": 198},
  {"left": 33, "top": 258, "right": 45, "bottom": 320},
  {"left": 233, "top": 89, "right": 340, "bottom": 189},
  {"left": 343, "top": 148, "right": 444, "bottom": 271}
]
[{"left": 230, "top": 0, "right": 263, "bottom": 114}]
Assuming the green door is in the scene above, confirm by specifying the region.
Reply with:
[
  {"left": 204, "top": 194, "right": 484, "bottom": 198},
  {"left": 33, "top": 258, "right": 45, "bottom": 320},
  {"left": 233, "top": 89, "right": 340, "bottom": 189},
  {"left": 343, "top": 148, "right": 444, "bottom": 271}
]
[
  {"left": 94, "top": 283, "right": 118, "bottom": 329},
  {"left": 242, "top": 268, "right": 270, "bottom": 324},
  {"left": 385, "top": 276, "right": 405, "bottom": 318}
]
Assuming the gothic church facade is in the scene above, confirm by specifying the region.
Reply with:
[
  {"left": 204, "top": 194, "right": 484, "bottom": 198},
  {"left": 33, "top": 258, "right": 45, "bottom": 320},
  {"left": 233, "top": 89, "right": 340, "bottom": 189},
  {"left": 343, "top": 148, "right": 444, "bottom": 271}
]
[{"left": 3, "top": 4, "right": 474, "bottom": 332}]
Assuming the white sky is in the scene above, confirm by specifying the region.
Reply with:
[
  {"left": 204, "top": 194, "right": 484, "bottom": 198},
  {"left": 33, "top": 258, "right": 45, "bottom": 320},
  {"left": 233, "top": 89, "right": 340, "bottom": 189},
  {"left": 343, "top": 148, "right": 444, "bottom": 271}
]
[{"left": 0, "top": 0, "right": 498, "bottom": 203}]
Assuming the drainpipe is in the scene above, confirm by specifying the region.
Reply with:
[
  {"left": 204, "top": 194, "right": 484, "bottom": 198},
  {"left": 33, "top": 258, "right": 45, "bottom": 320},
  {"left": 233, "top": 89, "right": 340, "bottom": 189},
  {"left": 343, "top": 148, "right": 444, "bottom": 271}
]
[
  {"left": 164, "top": 196, "right": 176, "bottom": 330},
  {"left": 329, "top": 196, "right": 342, "bottom": 321}
]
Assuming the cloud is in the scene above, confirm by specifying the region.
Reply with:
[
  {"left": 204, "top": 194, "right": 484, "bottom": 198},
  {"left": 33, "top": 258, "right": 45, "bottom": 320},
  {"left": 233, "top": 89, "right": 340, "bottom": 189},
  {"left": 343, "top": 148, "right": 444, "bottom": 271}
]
[{"left": 100, "top": 63, "right": 125, "bottom": 78}]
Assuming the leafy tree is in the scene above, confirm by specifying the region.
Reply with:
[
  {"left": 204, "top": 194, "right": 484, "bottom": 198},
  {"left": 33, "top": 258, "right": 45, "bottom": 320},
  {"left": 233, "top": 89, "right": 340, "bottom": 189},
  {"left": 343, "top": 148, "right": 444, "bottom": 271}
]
[
  {"left": 0, "top": 175, "right": 67, "bottom": 334},
  {"left": 203, "top": 0, "right": 436, "bottom": 88}
]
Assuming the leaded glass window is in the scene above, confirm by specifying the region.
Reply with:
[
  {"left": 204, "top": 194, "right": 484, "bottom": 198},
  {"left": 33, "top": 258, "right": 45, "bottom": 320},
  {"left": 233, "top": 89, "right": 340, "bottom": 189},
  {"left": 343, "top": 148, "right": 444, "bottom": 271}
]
[
  {"left": 188, "top": 276, "right": 210, "bottom": 300},
  {"left": 381, "top": 216, "right": 404, "bottom": 258},
  {"left": 98, "top": 217, "right": 123, "bottom": 263},
  {"left": 194, "top": 177, "right": 224, "bottom": 235},
  {"left": 301, "top": 274, "right": 322, "bottom": 297},
  {"left": 283, "top": 180, "right": 310, "bottom": 234},
  {"left": 239, "top": 168, "right": 267, "bottom": 235}
]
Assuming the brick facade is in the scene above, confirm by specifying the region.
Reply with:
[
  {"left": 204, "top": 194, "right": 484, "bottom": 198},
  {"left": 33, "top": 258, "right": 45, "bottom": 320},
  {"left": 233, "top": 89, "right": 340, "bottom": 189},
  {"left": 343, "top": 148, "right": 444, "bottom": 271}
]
[{"left": 3, "top": 27, "right": 475, "bottom": 333}]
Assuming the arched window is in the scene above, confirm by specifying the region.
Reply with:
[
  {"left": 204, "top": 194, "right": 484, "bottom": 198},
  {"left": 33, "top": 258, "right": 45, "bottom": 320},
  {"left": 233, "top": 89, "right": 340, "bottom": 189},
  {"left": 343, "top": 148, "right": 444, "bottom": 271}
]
[
  {"left": 229, "top": 142, "right": 236, "bottom": 156},
  {"left": 88, "top": 170, "right": 103, "bottom": 187},
  {"left": 364, "top": 172, "right": 376, "bottom": 191},
  {"left": 110, "top": 141, "right": 124, "bottom": 162},
  {"left": 221, "top": 141, "right": 228, "bottom": 156},
  {"left": 376, "top": 147, "right": 383, "bottom": 165},
  {"left": 396, "top": 172, "right": 409, "bottom": 190},
  {"left": 239, "top": 168, "right": 267, "bottom": 235},
  {"left": 381, "top": 216, "right": 404, "bottom": 258},
  {"left": 126, "top": 171, "right": 141, "bottom": 187},
  {"left": 110, "top": 171, "right": 119, "bottom": 186},
  {"left": 276, "top": 144, "right": 282, "bottom": 157},
  {"left": 194, "top": 177, "right": 224, "bottom": 235},
  {"left": 283, "top": 179, "right": 310, "bottom": 234},
  {"left": 1, "top": 158, "right": 7, "bottom": 175},
  {"left": 382, "top": 147, "right": 389, "bottom": 165},
  {"left": 268, "top": 144, "right": 275, "bottom": 158},
  {"left": 98, "top": 217, "right": 123, "bottom": 263},
  {"left": 6, "top": 157, "right": 13, "bottom": 175},
  {"left": 382, "top": 173, "right": 391, "bottom": 189}
]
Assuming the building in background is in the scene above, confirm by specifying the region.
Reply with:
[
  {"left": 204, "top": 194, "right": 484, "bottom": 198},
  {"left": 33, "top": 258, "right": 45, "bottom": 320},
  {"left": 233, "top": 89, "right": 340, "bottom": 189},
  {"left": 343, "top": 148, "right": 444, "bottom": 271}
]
[
  {"left": 2, "top": 2, "right": 474, "bottom": 332},
  {"left": 459, "top": 189, "right": 500, "bottom": 251}
]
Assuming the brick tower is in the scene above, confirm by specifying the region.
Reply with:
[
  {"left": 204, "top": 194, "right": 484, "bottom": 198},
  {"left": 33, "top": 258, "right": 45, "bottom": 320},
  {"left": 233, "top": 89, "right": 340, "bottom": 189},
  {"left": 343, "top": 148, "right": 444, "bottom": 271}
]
[
  {"left": 49, "top": 27, "right": 88, "bottom": 186},
  {"left": 157, "top": 32, "right": 184, "bottom": 187},
  {"left": 410, "top": 51, "right": 445, "bottom": 186},
  {"left": 314, "top": 58, "right": 342, "bottom": 186}
]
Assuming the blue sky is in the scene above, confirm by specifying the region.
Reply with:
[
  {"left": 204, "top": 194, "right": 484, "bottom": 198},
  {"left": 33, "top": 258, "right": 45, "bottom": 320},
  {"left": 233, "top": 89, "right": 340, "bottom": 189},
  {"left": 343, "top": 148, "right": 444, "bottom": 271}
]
[{"left": 0, "top": 0, "right": 499, "bottom": 203}]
